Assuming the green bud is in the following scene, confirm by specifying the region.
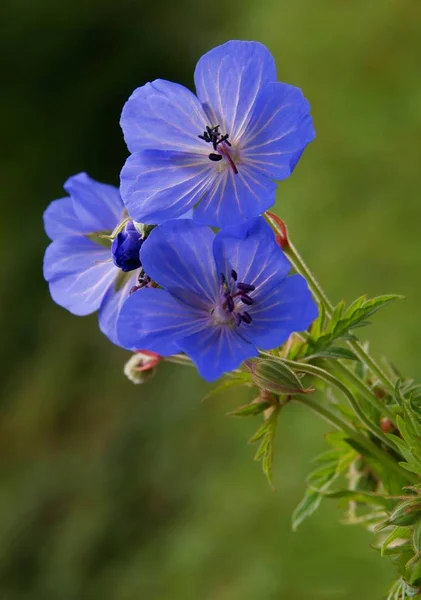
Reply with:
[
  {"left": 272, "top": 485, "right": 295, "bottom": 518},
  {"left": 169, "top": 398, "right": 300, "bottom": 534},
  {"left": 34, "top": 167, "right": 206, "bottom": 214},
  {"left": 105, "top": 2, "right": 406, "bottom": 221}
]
[
  {"left": 389, "top": 499, "right": 421, "bottom": 527},
  {"left": 247, "top": 358, "right": 313, "bottom": 395}
]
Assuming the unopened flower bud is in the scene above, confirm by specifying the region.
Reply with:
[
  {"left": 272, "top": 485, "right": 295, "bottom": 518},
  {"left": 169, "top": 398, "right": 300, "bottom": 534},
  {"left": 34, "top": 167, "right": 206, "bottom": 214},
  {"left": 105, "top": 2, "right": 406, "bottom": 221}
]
[
  {"left": 112, "top": 221, "right": 143, "bottom": 272},
  {"left": 124, "top": 350, "right": 161, "bottom": 384},
  {"left": 265, "top": 211, "right": 289, "bottom": 249},
  {"left": 388, "top": 499, "right": 421, "bottom": 527}
]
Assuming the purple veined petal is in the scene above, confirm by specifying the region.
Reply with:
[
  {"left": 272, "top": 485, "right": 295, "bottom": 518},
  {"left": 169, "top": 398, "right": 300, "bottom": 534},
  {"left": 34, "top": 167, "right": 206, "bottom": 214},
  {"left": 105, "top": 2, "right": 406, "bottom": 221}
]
[
  {"left": 240, "top": 82, "right": 315, "bottom": 179},
  {"left": 140, "top": 219, "right": 219, "bottom": 307},
  {"left": 98, "top": 270, "right": 139, "bottom": 347},
  {"left": 193, "top": 163, "right": 276, "bottom": 228},
  {"left": 178, "top": 326, "right": 257, "bottom": 382},
  {"left": 116, "top": 287, "right": 209, "bottom": 356},
  {"left": 44, "top": 237, "right": 117, "bottom": 316},
  {"left": 120, "top": 149, "right": 215, "bottom": 224},
  {"left": 64, "top": 173, "right": 123, "bottom": 233},
  {"left": 245, "top": 274, "right": 318, "bottom": 349},
  {"left": 194, "top": 41, "right": 277, "bottom": 141},
  {"left": 213, "top": 217, "right": 292, "bottom": 299},
  {"left": 43, "top": 196, "right": 82, "bottom": 241},
  {"left": 120, "top": 79, "right": 209, "bottom": 154}
]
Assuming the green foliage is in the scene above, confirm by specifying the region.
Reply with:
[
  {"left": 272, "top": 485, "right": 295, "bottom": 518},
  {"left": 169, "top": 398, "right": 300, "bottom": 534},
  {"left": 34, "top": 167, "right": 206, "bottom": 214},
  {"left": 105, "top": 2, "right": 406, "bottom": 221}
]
[
  {"left": 308, "top": 295, "right": 402, "bottom": 355},
  {"left": 249, "top": 406, "right": 280, "bottom": 487},
  {"left": 387, "top": 382, "right": 421, "bottom": 478},
  {"left": 292, "top": 432, "right": 357, "bottom": 530}
]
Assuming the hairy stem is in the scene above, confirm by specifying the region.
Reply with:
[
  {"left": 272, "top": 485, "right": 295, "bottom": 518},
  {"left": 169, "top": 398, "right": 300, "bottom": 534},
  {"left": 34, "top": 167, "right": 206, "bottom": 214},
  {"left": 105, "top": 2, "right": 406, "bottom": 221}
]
[{"left": 282, "top": 237, "right": 396, "bottom": 395}]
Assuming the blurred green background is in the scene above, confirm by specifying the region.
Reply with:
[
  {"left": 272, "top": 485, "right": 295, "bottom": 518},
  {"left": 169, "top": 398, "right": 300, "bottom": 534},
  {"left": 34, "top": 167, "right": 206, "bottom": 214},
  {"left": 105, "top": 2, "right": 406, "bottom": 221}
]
[{"left": 1, "top": 0, "right": 421, "bottom": 598}]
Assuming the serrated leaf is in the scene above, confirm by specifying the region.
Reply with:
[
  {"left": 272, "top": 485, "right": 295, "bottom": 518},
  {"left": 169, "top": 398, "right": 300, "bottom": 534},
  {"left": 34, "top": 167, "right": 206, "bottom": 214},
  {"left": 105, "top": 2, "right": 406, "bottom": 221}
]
[
  {"left": 251, "top": 408, "right": 279, "bottom": 487},
  {"left": 227, "top": 400, "right": 271, "bottom": 417},
  {"left": 311, "top": 346, "right": 360, "bottom": 361},
  {"left": 413, "top": 521, "right": 421, "bottom": 553},
  {"left": 292, "top": 489, "right": 324, "bottom": 531},
  {"left": 318, "top": 489, "right": 390, "bottom": 508},
  {"left": 381, "top": 526, "right": 412, "bottom": 556},
  {"left": 202, "top": 377, "right": 250, "bottom": 402},
  {"left": 310, "top": 294, "right": 402, "bottom": 353}
]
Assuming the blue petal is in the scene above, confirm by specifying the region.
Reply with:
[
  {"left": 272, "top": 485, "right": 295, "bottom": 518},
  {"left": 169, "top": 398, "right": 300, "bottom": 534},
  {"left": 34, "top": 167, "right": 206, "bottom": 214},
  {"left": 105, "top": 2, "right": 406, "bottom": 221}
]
[
  {"left": 193, "top": 163, "right": 276, "bottom": 227},
  {"left": 140, "top": 219, "right": 219, "bottom": 307},
  {"left": 116, "top": 287, "right": 209, "bottom": 355},
  {"left": 241, "top": 82, "right": 315, "bottom": 179},
  {"left": 44, "top": 237, "right": 116, "bottom": 315},
  {"left": 178, "top": 326, "right": 257, "bottom": 382},
  {"left": 98, "top": 271, "right": 139, "bottom": 347},
  {"left": 43, "top": 197, "right": 82, "bottom": 241},
  {"left": 213, "top": 217, "right": 291, "bottom": 296},
  {"left": 120, "top": 79, "right": 208, "bottom": 154},
  {"left": 194, "top": 41, "right": 277, "bottom": 140},
  {"left": 120, "top": 149, "right": 214, "bottom": 224},
  {"left": 245, "top": 274, "right": 318, "bottom": 349},
  {"left": 64, "top": 173, "right": 123, "bottom": 233}
]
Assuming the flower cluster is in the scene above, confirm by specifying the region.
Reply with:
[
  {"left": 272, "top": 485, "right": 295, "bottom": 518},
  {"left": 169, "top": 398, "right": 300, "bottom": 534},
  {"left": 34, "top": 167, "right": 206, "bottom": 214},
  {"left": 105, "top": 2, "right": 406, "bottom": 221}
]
[{"left": 43, "top": 40, "right": 317, "bottom": 380}]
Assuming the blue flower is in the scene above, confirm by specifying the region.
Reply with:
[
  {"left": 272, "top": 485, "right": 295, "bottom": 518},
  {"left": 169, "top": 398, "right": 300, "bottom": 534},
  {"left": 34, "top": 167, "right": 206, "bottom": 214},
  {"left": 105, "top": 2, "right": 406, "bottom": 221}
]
[
  {"left": 116, "top": 217, "right": 318, "bottom": 381},
  {"left": 120, "top": 40, "right": 315, "bottom": 228},
  {"left": 43, "top": 173, "right": 144, "bottom": 346}
]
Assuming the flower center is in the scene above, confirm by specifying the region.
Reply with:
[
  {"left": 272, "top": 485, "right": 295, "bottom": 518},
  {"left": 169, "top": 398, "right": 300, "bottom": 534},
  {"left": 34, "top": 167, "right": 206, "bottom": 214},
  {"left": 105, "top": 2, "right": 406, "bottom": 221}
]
[
  {"left": 211, "top": 270, "right": 255, "bottom": 327},
  {"left": 198, "top": 125, "right": 239, "bottom": 174}
]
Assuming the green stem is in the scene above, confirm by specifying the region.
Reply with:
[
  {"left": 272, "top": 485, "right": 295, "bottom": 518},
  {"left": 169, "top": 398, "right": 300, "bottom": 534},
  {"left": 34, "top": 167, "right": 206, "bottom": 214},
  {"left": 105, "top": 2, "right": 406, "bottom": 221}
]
[
  {"left": 276, "top": 356, "right": 400, "bottom": 455},
  {"left": 333, "top": 360, "right": 397, "bottom": 425},
  {"left": 293, "top": 394, "right": 416, "bottom": 485},
  {"left": 283, "top": 239, "right": 396, "bottom": 394}
]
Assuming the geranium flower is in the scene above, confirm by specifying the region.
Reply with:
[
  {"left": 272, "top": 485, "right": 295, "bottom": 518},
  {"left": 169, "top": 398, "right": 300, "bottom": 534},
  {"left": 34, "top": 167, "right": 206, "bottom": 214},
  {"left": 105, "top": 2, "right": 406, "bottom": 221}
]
[
  {"left": 120, "top": 40, "right": 315, "bottom": 228},
  {"left": 117, "top": 217, "right": 317, "bottom": 381},
  {"left": 43, "top": 173, "right": 145, "bottom": 345}
]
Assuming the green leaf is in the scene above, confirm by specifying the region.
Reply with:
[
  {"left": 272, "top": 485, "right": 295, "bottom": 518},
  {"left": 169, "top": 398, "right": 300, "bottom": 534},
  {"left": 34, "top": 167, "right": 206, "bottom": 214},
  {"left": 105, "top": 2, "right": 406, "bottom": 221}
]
[
  {"left": 202, "top": 376, "right": 251, "bottom": 402},
  {"left": 311, "top": 346, "right": 360, "bottom": 361},
  {"left": 413, "top": 521, "right": 421, "bottom": 553},
  {"left": 292, "top": 489, "right": 323, "bottom": 531},
  {"left": 227, "top": 400, "right": 271, "bottom": 417},
  {"left": 250, "top": 408, "right": 279, "bottom": 487},
  {"left": 310, "top": 294, "right": 402, "bottom": 352},
  {"left": 318, "top": 489, "right": 390, "bottom": 508}
]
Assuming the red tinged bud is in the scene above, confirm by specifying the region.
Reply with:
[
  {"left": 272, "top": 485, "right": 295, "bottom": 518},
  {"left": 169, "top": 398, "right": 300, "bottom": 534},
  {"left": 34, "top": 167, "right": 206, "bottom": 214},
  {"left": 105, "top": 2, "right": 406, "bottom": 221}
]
[{"left": 265, "top": 211, "right": 290, "bottom": 249}]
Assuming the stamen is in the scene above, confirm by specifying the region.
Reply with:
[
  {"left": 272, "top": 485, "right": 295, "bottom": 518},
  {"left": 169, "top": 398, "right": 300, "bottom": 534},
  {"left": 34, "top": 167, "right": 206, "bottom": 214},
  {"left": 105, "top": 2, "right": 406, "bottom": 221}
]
[
  {"left": 199, "top": 125, "right": 238, "bottom": 173},
  {"left": 231, "top": 269, "right": 238, "bottom": 281},
  {"left": 208, "top": 153, "right": 222, "bottom": 162},
  {"left": 240, "top": 295, "right": 253, "bottom": 306},
  {"left": 237, "top": 282, "right": 255, "bottom": 292},
  {"left": 226, "top": 296, "right": 235, "bottom": 312},
  {"left": 234, "top": 312, "right": 242, "bottom": 326},
  {"left": 241, "top": 312, "right": 252, "bottom": 324}
]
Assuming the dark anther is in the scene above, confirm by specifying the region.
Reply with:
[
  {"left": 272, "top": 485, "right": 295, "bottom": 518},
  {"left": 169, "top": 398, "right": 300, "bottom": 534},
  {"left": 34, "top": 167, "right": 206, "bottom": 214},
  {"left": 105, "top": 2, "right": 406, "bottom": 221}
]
[
  {"left": 220, "top": 273, "right": 226, "bottom": 284},
  {"left": 226, "top": 296, "right": 235, "bottom": 313},
  {"left": 199, "top": 124, "right": 231, "bottom": 151},
  {"left": 231, "top": 269, "right": 238, "bottom": 281},
  {"left": 208, "top": 153, "right": 222, "bottom": 162},
  {"left": 241, "top": 311, "right": 252, "bottom": 324},
  {"left": 237, "top": 282, "right": 255, "bottom": 292},
  {"left": 240, "top": 295, "right": 254, "bottom": 306}
]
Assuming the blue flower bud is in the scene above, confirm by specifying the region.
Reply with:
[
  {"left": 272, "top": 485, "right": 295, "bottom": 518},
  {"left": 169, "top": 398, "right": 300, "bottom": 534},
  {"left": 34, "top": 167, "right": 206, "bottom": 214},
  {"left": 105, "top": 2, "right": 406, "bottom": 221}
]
[{"left": 111, "top": 221, "right": 143, "bottom": 272}]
